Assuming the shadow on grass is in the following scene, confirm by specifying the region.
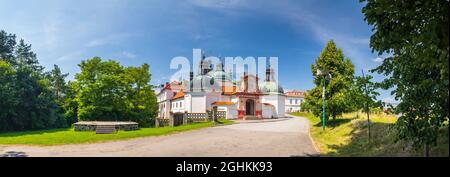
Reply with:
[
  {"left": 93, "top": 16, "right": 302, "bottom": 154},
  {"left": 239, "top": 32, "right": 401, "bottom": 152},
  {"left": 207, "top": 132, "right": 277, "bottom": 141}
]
[
  {"left": 323, "top": 121, "right": 395, "bottom": 157},
  {"left": 0, "top": 128, "right": 73, "bottom": 138},
  {"left": 313, "top": 118, "right": 355, "bottom": 129},
  {"left": 323, "top": 122, "right": 449, "bottom": 157}
]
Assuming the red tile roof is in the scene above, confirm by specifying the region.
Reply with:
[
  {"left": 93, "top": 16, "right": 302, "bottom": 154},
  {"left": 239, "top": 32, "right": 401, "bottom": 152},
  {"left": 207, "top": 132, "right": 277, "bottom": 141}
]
[
  {"left": 285, "top": 90, "right": 305, "bottom": 97},
  {"left": 212, "top": 101, "right": 235, "bottom": 105},
  {"left": 172, "top": 91, "right": 185, "bottom": 100}
]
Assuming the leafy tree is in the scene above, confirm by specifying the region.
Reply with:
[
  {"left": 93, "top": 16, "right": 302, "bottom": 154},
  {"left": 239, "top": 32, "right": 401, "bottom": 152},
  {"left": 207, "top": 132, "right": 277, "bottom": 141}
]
[
  {"left": 72, "top": 57, "right": 157, "bottom": 126},
  {"left": 72, "top": 57, "right": 127, "bottom": 121},
  {"left": 48, "top": 64, "right": 69, "bottom": 103},
  {"left": 47, "top": 64, "right": 76, "bottom": 125},
  {"left": 304, "top": 40, "right": 356, "bottom": 122},
  {"left": 361, "top": 0, "right": 449, "bottom": 156},
  {"left": 0, "top": 30, "right": 66, "bottom": 131},
  {"left": 0, "top": 30, "right": 16, "bottom": 64},
  {"left": 123, "top": 64, "right": 158, "bottom": 126},
  {"left": 0, "top": 60, "right": 18, "bottom": 131},
  {"left": 63, "top": 81, "right": 79, "bottom": 125},
  {"left": 349, "top": 70, "right": 382, "bottom": 142}
]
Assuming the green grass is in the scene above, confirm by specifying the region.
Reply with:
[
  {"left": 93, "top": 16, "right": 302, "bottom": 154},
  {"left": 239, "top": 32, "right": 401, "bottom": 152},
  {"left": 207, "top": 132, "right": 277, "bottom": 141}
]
[
  {"left": 0, "top": 119, "right": 234, "bottom": 146},
  {"left": 291, "top": 112, "right": 449, "bottom": 157}
]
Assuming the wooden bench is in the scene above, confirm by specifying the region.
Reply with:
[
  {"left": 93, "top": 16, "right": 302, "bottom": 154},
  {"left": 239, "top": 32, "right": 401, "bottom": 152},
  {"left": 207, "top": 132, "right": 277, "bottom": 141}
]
[{"left": 96, "top": 125, "right": 117, "bottom": 134}]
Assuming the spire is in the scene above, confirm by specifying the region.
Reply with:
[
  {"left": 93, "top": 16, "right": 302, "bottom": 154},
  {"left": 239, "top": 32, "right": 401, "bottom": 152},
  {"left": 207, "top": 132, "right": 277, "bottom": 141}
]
[{"left": 265, "top": 63, "right": 276, "bottom": 82}]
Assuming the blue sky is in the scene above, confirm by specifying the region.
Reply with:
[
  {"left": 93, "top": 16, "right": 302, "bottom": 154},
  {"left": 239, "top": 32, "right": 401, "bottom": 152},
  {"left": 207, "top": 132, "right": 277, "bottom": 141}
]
[{"left": 0, "top": 0, "right": 394, "bottom": 103}]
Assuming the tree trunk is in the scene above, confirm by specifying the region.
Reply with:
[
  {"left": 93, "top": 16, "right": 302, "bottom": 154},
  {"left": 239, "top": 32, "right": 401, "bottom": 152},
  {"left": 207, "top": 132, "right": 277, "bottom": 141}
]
[
  {"left": 424, "top": 144, "right": 430, "bottom": 157},
  {"left": 332, "top": 114, "right": 336, "bottom": 126}
]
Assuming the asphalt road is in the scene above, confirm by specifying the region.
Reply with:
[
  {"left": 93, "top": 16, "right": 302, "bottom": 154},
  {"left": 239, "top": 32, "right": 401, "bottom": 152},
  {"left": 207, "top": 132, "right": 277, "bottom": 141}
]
[{"left": 0, "top": 115, "right": 318, "bottom": 157}]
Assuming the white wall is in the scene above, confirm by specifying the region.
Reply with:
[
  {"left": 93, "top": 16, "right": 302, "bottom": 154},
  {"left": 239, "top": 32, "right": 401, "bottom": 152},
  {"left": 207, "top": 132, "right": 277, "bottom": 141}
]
[
  {"left": 226, "top": 106, "right": 238, "bottom": 119},
  {"left": 262, "top": 105, "right": 275, "bottom": 118},
  {"left": 261, "top": 94, "right": 285, "bottom": 117},
  {"left": 171, "top": 98, "right": 185, "bottom": 113},
  {"left": 285, "top": 96, "right": 303, "bottom": 113},
  {"left": 277, "top": 95, "right": 285, "bottom": 117},
  {"left": 217, "top": 105, "right": 238, "bottom": 119},
  {"left": 156, "top": 89, "right": 174, "bottom": 119},
  {"left": 191, "top": 94, "right": 206, "bottom": 113}
]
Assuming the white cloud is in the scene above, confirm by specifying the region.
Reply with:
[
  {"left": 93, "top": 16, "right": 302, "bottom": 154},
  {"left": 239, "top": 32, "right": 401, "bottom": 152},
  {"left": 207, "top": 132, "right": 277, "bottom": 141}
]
[
  {"left": 122, "top": 51, "right": 136, "bottom": 58},
  {"left": 86, "top": 39, "right": 106, "bottom": 47},
  {"left": 373, "top": 57, "right": 384, "bottom": 63},
  {"left": 86, "top": 33, "right": 134, "bottom": 48},
  {"left": 260, "top": 2, "right": 375, "bottom": 68},
  {"left": 56, "top": 51, "right": 84, "bottom": 61}
]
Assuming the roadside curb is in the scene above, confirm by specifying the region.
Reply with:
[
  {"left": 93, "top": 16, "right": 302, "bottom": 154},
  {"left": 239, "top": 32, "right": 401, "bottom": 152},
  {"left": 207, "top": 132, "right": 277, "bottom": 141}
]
[
  {"left": 307, "top": 120, "right": 321, "bottom": 154},
  {"left": 288, "top": 114, "right": 321, "bottom": 154}
]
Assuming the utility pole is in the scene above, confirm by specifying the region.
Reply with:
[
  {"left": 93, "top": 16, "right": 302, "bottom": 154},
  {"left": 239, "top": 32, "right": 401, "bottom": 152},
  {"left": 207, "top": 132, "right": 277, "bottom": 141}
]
[
  {"left": 322, "top": 76, "right": 326, "bottom": 131},
  {"left": 317, "top": 69, "right": 331, "bottom": 131}
]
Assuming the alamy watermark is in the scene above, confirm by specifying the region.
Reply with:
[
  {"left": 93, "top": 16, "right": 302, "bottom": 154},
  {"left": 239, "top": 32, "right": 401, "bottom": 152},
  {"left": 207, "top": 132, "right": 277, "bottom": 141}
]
[{"left": 168, "top": 49, "right": 279, "bottom": 93}]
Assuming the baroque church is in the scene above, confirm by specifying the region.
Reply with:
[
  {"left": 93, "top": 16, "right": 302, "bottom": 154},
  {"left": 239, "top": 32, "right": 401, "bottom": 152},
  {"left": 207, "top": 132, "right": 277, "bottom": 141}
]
[{"left": 156, "top": 55, "right": 286, "bottom": 126}]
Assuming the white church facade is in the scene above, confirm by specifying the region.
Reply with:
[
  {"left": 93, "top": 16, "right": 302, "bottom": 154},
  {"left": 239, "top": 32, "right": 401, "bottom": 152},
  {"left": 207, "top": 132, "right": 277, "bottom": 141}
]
[{"left": 156, "top": 56, "right": 300, "bottom": 126}]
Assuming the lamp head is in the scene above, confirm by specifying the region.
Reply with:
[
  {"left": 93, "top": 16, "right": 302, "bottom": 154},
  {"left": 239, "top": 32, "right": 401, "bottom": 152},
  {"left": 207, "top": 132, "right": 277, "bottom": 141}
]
[{"left": 316, "top": 69, "right": 329, "bottom": 76}]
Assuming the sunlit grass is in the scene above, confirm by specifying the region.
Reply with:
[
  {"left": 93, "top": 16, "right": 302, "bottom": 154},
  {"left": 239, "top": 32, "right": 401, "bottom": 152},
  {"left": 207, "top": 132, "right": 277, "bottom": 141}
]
[
  {"left": 0, "top": 119, "right": 233, "bottom": 146},
  {"left": 291, "top": 112, "right": 448, "bottom": 157}
]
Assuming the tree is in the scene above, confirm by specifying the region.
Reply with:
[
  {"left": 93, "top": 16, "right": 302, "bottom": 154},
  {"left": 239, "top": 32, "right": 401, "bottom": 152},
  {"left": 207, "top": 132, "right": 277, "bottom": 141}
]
[
  {"left": 0, "top": 60, "right": 18, "bottom": 131},
  {"left": 361, "top": 0, "right": 449, "bottom": 156},
  {"left": 72, "top": 57, "right": 157, "bottom": 126},
  {"left": 72, "top": 57, "right": 127, "bottom": 121},
  {"left": 0, "top": 30, "right": 66, "bottom": 131},
  {"left": 304, "top": 40, "right": 356, "bottom": 123},
  {"left": 0, "top": 30, "right": 17, "bottom": 64},
  {"left": 48, "top": 64, "right": 76, "bottom": 125},
  {"left": 123, "top": 64, "right": 158, "bottom": 126},
  {"left": 48, "top": 64, "right": 69, "bottom": 103},
  {"left": 350, "top": 70, "right": 382, "bottom": 142}
]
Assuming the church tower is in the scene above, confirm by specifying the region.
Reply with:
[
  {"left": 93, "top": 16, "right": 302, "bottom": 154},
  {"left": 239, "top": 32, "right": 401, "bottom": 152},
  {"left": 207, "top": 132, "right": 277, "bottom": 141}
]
[{"left": 265, "top": 64, "right": 276, "bottom": 82}]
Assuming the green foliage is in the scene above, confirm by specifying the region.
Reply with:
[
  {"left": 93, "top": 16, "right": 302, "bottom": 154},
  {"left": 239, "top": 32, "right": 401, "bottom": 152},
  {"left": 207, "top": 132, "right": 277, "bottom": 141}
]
[
  {"left": 349, "top": 72, "right": 382, "bottom": 112},
  {"left": 0, "top": 30, "right": 66, "bottom": 132},
  {"left": 47, "top": 64, "right": 75, "bottom": 125},
  {"left": 71, "top": 57, "right": 157, "bottom": 127},
  {"left": 361, "top": 0, "right": 449, "bottom": 151},
  {"left": 291, "top": 112, "right": 449, "bottom": 156},
  {"left": 304, "top": 40, "right": 356, "bottom": 121}
]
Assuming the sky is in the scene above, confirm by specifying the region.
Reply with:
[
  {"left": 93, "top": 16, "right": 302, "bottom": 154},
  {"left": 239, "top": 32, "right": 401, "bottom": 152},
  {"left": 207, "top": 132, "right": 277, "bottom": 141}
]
[{"left": 0, "top": 0, "right": 395, "bottom": 103}]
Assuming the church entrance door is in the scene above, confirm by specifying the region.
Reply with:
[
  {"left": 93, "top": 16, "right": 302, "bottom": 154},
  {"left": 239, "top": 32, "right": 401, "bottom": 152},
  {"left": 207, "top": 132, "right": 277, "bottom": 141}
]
[{"left": 245, "top": 99, "right": 255, "bottom": 115}]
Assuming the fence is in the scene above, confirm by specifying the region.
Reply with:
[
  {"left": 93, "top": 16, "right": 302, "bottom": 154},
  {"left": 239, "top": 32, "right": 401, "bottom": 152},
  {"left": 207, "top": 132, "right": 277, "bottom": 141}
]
[
  {"left": 156, "top": 118, "right": 170, "bottom": 127},
  {"left": 185, "top": 113, "right": 210, "bottom": 123}
]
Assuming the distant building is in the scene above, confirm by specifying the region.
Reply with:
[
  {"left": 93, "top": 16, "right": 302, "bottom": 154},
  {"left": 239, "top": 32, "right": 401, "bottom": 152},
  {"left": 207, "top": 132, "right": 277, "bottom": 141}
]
[{"left": 284, "top": 90, "right": 305, "bottom": 113}]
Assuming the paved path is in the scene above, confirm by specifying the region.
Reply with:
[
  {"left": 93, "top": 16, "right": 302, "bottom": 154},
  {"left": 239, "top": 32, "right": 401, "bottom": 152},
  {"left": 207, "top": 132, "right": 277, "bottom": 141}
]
[{"left": 0, "top": 115, "right": 318, "bottom": 157}]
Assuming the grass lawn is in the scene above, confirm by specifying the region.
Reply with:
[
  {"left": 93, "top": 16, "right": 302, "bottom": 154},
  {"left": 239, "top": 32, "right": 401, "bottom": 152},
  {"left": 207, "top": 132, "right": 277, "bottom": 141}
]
[
  {"left": 291, "top": 112, "right": 449, "bottom": 157},
  {"left": 0, "top": 119, "right": 234, "bottom": 146}
]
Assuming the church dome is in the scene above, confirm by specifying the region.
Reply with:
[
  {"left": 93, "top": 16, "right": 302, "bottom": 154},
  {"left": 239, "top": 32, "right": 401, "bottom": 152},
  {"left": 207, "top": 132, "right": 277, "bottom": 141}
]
[
  {"left": 261, "top": 81, "right": 284, "bottom": 94},
  {"left": 191, "top": 74, "right": 221, "bottom": 92},
  {"left": 208, "top": 70, "right": 232, "bottom": 82}
]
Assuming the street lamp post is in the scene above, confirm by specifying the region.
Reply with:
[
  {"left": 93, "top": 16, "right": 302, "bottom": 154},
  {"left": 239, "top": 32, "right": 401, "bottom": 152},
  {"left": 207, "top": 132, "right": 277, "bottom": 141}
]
[{"left": 317, "top": 69, "right": 331, "bottom": 131}]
